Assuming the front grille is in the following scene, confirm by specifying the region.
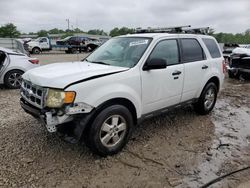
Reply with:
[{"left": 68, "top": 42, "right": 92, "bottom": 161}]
[{"left": 20, "top": 80, "right": 47, "bottom": 109}]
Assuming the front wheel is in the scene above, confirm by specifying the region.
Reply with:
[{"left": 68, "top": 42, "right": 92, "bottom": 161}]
[
  {"left": 85, "top": 105, "right": 133, "bottom": 156},
  {"left": 193, "top": 82, "right": 218, "bottom": 115},
  {"left": 4, "top": 70, "right": 24, "bottom": 89}
]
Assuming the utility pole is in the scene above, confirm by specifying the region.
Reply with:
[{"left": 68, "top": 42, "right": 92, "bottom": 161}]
[{"left": 66, "top": 19, "right": 70, "bottom": 31}]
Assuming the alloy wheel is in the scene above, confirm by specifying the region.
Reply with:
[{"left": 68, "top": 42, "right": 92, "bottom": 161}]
[{"left": 99, "top": 115, "right": 127, "bottom": 148}]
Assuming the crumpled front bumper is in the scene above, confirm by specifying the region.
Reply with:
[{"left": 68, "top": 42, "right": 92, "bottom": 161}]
[
  {"left": 227, "top": 66, "right": 250, "bottom": 73},
  {"left": 20, "top": 97, "right": 73, "bottom": 133}
]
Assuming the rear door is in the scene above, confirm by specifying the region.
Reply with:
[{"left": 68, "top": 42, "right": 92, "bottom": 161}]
[
  {"left": 141, "top": 39, "right": 184, "bottom": 114},
  {"left": 180, "top": 38, "right": 209, "bottom": 102}
]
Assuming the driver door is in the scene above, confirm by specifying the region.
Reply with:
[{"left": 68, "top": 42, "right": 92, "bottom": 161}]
[
  {"left": 40, "top": 38, "right": 49, "bottom": 49},
  {"left": 141, "top": 39, "right": 184, "bottom": 114}
]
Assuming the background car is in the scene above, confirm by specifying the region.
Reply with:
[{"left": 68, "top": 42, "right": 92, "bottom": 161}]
[
  {"left": 56, "top": 36, "right": 87, "bottom": 46},
  {"left": 0, "top": 47, "right": 39, "bottom": 89},
  {"left": 56, "top": 36, "right": 101, "bottom": 53},
  {"left": 227, "top": 47, "right": 250, "bottom": 79}
]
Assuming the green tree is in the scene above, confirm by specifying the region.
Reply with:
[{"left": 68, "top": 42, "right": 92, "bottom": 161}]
[
  {"left": 87, "top": 29, "right": 107, "bottom": 36},
  {"left": 245, "top": 29, "right": 250, "bottom": 35},
  {"left": 109, "top": 27, "right": 134, "bottom": 37},
  {"left": 61, "top": 32, "right": 74, "bottom": 39},
  {"left": 48, "top": 28, "right": 64, "bottom": 34},
  {"left": 37, "top": 30, "right": 48, "bottom": 37},
  {"left": 74, "top": 28, "right": 84, "bottom": 33},
  {"left": 0, "top": 23, "right": 20, "bottom": 38}
]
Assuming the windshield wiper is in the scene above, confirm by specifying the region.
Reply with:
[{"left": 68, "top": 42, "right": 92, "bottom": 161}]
[
  {"left": 89, "top": 61, "right": 110, "bottom": 66},
  {"left": 84, "top": 58, "right": 110, "bottom": 65}
]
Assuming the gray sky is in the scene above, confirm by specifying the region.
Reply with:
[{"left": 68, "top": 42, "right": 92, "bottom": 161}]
[{"left": 0, "top": 0, "right": 250, "bottom": 33}]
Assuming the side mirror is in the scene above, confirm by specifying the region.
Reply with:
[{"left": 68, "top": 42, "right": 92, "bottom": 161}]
[{"left": 143, "top": 58, "right": 167, "bottom": 71}]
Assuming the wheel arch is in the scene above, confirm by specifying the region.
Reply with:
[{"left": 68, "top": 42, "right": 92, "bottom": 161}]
[
  {"left": 77, "top": 97, "right": 138, "bottom": 143},
  {"left": 4, "top": 68, "right": 25, "bottom": 79},
  {"left": 94, "top": 97, "right": 137, "bottom": 125},
  {"left": 206, "top": 76, "right": 220, "bottom": 92},
  {"left": 196, "top": 76, "right": 220, "bottom": 99}
]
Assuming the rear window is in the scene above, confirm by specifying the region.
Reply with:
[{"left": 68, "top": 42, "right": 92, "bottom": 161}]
[
  {"left": 202, "top": 38, "right": 221, "bottom": 58},
  {"left": 181, "top": 39, "right": 205, "bottom": 62}
]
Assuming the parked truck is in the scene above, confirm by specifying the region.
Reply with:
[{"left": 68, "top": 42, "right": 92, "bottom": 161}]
[{"left": 27, "top": 36, "right": 102, "bottom": 54}]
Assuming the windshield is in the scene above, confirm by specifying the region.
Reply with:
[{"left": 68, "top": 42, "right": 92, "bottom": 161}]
[
  {"left": 34, "top": 38, "right": 41, "bottom": 42},
  {"left": 85, "top": 37, "right": 152, "bottom": 68},
  {"left": 62, "top": 36, "right": 71, "bottom": 41}
]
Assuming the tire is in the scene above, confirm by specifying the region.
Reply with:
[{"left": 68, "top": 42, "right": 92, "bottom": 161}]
[
  {"left": 87, "top": 44, "right": 97, "bottom": 52},
  {"left": 4, "top": 70, "right": 24, "bottom": 89},
  {"left": 228, "top": 70, "right": 235, "bottom": 78},
  {"left": 85, "top": 105, "right": 133, "bottom": 156},
  {"left": 193, "top": 82, "right": 218, "bottom": 115},
  {"left": 70, "top": 48, "right": 78, "bottom": 54},
  {"left": 32, "top": 47, "right": 41, "bottom": 54}
]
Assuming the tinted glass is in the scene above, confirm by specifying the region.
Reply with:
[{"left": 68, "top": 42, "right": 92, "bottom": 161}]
[
  {"left": 181, "top": 39, "right": 205, "bottom": 62},
  {"left": 202, "top": 38, "right": 221, "bottom": 58},
  {"left": 149, "top": 40, "right": 179, "bottom": 65}
]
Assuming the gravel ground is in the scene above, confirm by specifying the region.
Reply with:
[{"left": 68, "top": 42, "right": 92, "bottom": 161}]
[{"left": 0, "top": 54, "right": 250, "bottom": 188}]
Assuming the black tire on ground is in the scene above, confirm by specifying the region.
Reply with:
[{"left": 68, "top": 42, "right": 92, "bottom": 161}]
[
  {"left": 228, "top": 70, "right": 236, "bottom": 78},
  {"left": 32, "top": 47, "right": 41, "bottom": 54},
  {"left": 87, "top": 44, "right": 97, "bottom": 52},
  {"left": 85, "top": 105, "right": 133, "bottom": 156},
  {"left": 4, "top": 70, "right": 24, "bottom": 89},
  {"left": 70, "top": 48, "right": 78, "bottom": 54},
  {"left": 193, "top": 82, "right": 218, "bottom": 115}
]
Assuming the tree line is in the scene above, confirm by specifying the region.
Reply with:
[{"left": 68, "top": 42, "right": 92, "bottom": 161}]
[{"left": 1, "top": 23, "right": 250, "bottom": 44}]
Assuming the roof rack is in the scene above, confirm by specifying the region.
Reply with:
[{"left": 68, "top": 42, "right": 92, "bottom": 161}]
[{"left": 135, "top": 25, "right": 209, "bottom": 35}]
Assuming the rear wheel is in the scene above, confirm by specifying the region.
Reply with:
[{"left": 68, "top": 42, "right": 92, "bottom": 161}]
[
  {"left": 4, "top": 70, "right": 24, "bottom": 89},
  {"left": 85, "top": 105, "right": 133, "bottom": 156},
  {"left": 87, "top": 44, "right": 97, "bottom": 52},
  {"left": 69, "top": 48, "right": 78, "bottom": 54},
  {"left": 32, "top": 47, "right": 41, "bottom": 54},
  {"left": 193, "top": 82, "right": 218, "bottom": 115},
  {"left": 228, "top": 70, "right": 234, "bottom": 78}
]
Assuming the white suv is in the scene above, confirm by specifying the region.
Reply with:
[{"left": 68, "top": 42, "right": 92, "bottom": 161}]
[{"left": 20, "top": 33, "right": 225, "bottom": 156}]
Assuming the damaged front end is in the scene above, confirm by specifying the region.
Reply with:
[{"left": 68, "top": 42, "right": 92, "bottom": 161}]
[
  {"left": 228, "top": 48, "right": 250, "bottom": 78},
  {"left": 20, "top": 80, "right": 94, "bottom": 141}
]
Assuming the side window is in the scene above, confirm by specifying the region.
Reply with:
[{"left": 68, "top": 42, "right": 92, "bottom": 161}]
[
  {"left": 40, "top": 38, "right": 47, "bottom": 43},
  {"left": 202, "top": 38, "right": 221, "bottom": 58},
  {"left": 70, "top": 37, "right": 76, "bottom": 41},
  {"left": 181, "top": 39, "right": 205, "bottom": 62},
  {"left": 149, "top": 40, "right": 179, "bottom": 65}
]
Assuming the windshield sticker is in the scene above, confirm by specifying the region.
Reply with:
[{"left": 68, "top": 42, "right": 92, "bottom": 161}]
[{"left": 129, "top": 40, "right": 148, "bottom": 47}]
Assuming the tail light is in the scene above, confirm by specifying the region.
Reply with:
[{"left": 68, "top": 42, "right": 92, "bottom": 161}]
[
  {"left": 29, "top": 59, "right": 39, "bottom": 64},
  {"left": 222, "top": 59, "right": 226, "bottom": 74}
]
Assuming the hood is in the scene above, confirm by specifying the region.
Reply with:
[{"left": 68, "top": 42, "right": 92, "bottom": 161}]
[
  {"left": 27, "top": 41, "right": 39, "bottom": 47},
  {"left": 22, "top": 61, "right": 129, "bottom": 89},
  {"left": 232, "top": 47, "right": 250, "bottom": 56}
]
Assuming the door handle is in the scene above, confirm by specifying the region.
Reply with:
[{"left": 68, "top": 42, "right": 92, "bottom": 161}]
[
  {"left": 172, "top": 70, "right": 182, "bottom": 76},
  {"left": 202, "top": 65, "right": 209, "bottom": 69}
]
